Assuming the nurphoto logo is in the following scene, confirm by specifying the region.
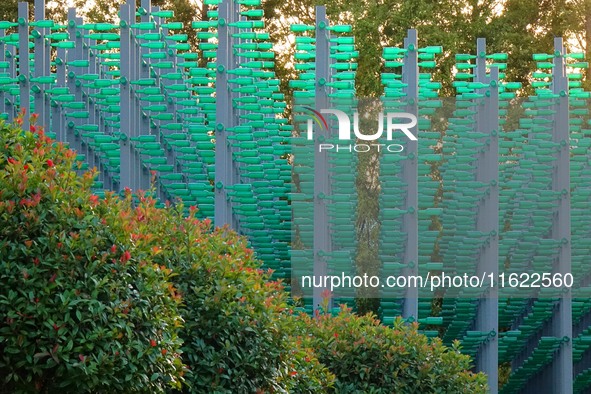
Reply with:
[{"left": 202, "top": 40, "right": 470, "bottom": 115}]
[{"left": 303, "top": 107, "right": 418, "bottom": 153}]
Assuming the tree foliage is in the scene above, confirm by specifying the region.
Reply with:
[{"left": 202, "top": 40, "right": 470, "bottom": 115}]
[
  {"left": 0, "top": 115, "right": 185, "bottom": 393},
  {"left": 263, "top": 0, "right": 588, "bottom": 314},
  {"left": 108, "top": 193, "right": 335, "bottom": 393},
  {"left": 263, "top": 0, "right": 586, "bottom": 96},
  {"left": 0, "top": 115, "right": 489, "bottom": 392},
  {"left": 0, "top": 116, "right": 335, "bottom": 393},
  {"left": 298, "top": 306, "right": 489, "bottom": 393}
]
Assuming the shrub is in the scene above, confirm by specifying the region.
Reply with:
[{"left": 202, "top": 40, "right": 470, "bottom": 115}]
[
  {"left": 0, "top": 118, "right": 184, "bottom": 392},
  {"left": 299, "top": 306, "right": 488, "bottom": 394},
  {"left": 0, "top": 116, "right": 485, "bottom": 394},
  {"left": 0, "top": 117, "right": 333, "bottom": 393},
  {"left": 110, "top": 196, "right": 335, "bottom": 393},
  {"left": 275, "top": 317, "right": 336, "bottom": 393}
]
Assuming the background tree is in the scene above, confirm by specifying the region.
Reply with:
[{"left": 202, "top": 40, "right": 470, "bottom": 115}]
[
  {"left": 263, "top": 0, "right": 584, "bottom": 313},
  {"left": 0, "top": 0, "right": 585, "bottom": 315}
]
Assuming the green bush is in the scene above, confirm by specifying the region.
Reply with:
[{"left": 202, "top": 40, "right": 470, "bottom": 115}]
[
  {"left": 0, "top": 117, "right": 334, "bottom": 393},
  {"left": 0, "top": 117, "right": 485, "bottom": 393},
  {"left": 298, "top": 306, "right": 488, "bottom": 394},
  {"left": 0, "top": 119, "right": 184, "bottom": 392},
  {"left": 112, "top": 197, "right": 335, "bottom": 393}
]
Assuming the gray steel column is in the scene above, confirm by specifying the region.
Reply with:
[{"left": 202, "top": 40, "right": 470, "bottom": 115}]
[
  {"left": 525, "top": 36, "right": 573, "bottom": 394},
  {"left": 18, "top": 2, "right": 30, "bottom": 132},
  {"left": 0, "top": 30, "right": 5, "bottom": 116},
  {"left": 87, "top": 39, "right": 97, "bottom": 127},
  {"left": 474, "top": 38, "right": 499, "bottom": 393},
  {"left": 549, "top": 36, "right": 573, "bottom": 394},
  {"left": 119, "top": 0, "right": 133, "bottom": 191},
  {"left": 312, "top": 5, "right": 331, "bottom": 312},
  {"left": 130, "top": 2, "right": 142, "bottom": 190},
  {"left": 33, "top": 0, "right": 48, "bottom": 129},
  {"left": 6, "top": 45, "right": 16, "bottom": 121},
  {"left": 139, "top": 0, "right": 151, "bottom": 190},
  {"left": 98, "top": 42, "right": 107, "bottom": 135},
  {"left": 65, "top": 10, "right": 83, "bottom": 154},
  {"left": 214, "top": 0, "right": 238, "bottom": 228},
  {"left": 161, "top": 18, "right": 177, "bottom": 131},
  {"left": 151, "top": 5, "right": 172, "bottom": 202},
  {"left": 80, "top": 33, "right": 91, "bottom": 166},
  {"left": 401, "top": 29, "right": 419, "bottom": 320},
  {"left": 55, "top": 46, "right": 66, "bottom": 141},
  {"left": 43, "top": 26, "right": 50, "bottom": 129}
]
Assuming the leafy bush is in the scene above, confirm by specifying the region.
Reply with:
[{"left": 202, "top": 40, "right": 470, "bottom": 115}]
[
  {"left": 0, "top": 117, "right": 334, "bottom": 393},
  {"left": 0, "top": 118, "right": 184, "bottom": 392},
  {"left": 109, "top": 196, "right": 335, "bottom": 393},
  {"left": 0, "top": 116, "right": 485, "bottom": 393},
  {"left": 275, "top": 319, "right": 337, "bottom": 393},
  {"left": 298, "top": 306, "right": 488, "bottom": 394}
]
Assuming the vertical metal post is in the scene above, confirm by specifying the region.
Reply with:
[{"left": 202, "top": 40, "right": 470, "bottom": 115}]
[
  {"left": 474, "top": 38, "right": 499, "bottom": 393},
  {"left": 549, "top": 36, "right": 573, "bottom": 394},
  {"left": 65, "top": 10, "right": 83, "bottom": 153},
  {"left": 55, "top": 46, "right": 66, "bottom": 141},
  {"left": 80, "top": 33, "right": 91, "bottom": 167},
  {"left": 401, "top": 29, "right": 419, "bottom": 320},
  {"left": 6, "top": 44, "right": 16, "bottom": 121},
  {"left": 139, "top": 0, "right": 151, "bottom": 190},
  {"left": 43, "top": 2, "right": 50, "bottom": 129},
  {"left": 33, "top": 0, "right": 48, "bottom": 129},
  {"left": 162, "top": 22, "right": 177, "bottom": 134},
  {"left": 0, "top": 29, "right": 5, "bottom": 116},
  {"left": 130, "top": 2, "right": 141, "bottom": 190},
  {"left": 87, "top": 39, "right": 97, "bottom": 127},
  {"left": 18, "top": 2, "right": 30, "bottom": 132},
  {"left": 98, "top": 40, "right": 106, "bottom": 135},
  {"left": 119, "top": 0, "right": 133, "bottom": 191},
  {"left": 151, "top": 5, "right": 172, "bottom": 202},
  {"left": 214, "top": 0, "right": 238, "bottom": 228},
  {"left": 312, "top": 5, "right": 331, "bottom": 312}
]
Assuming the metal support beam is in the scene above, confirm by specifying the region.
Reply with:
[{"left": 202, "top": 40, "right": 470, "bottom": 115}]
[
  {"left": 54, "top": 44, "right": 66, "bottom": 141},
  {"left": 119, "top": 0, "right": 133, "bottom": 192},
  {"left": 138, "top": 0, "right": 152, "bottom": 190},
  {"left": 0, "top": 29, "right": 6, "bottom": 117},
  {"left": 474, "top": 37, "right": 499, "bottom": 393},
  {"left": 128, "top": 0, "right": 141, "bottom": 191},
  {"left": 548, "top": 36, "right": 573, "bottom": 394},
  {"left": 33, "top": 0, "right": 49, "bottom": 130},
  {"left": 18, "top": 2, "right": 30, "bottom": 132},
  {"left": 65, "top": 9, "right": 84, "bottom": 154},
  {"left": 521, "top": 36, "right": 573, "bottom": 394},
  {"left": 214, "top": 0, "right": 239, "bottom": 229},
  {"left": 312, "top": 5, "right": 331, "bottom": 313},
  {"left": 401, "top": 29, "right": 419, "bottom": 320},
  {"left": 6, "top": 44, "right": 15, "bottom": 121}
]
